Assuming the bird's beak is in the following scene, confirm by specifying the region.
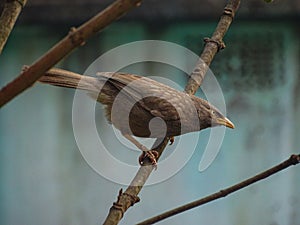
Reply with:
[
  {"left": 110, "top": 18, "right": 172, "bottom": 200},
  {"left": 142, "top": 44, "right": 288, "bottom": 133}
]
[{"left": 216, "top": 117, "right": 235, "bottom": 129}]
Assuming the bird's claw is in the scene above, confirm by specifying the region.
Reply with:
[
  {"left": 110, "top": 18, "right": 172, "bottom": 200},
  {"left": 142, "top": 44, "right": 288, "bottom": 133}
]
[
  {"left": 169, "top": 136, "right": 175, "bottom": 145},
  {"left": 139, "top": 150, "right": 159, "bottom": 169}
]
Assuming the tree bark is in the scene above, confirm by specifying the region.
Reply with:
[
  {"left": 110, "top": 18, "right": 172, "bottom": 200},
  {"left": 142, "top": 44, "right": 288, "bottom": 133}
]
[{"left": 0, "top": 0, "right": 27, "bottom": 54}]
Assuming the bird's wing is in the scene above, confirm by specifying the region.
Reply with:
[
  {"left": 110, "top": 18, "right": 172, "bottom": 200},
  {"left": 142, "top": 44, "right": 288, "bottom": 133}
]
[
  {"left": 96, "top": 72, "right": 144, "bottom": 103},
  {"left": 96, "top": 72, "right": 189, "bottom": 121}
]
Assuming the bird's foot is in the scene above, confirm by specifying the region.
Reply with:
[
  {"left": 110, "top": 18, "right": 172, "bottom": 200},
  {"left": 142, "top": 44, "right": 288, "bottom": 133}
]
[
  {"left": 139, "top": 150, "right": 159, "bottom": 169},
  {"left": 169, "top": 136, "right": 175, "bottom": 145}
]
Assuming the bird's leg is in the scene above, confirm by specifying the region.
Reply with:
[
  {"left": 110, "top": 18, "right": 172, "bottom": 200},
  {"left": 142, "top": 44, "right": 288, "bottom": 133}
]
[
  {"left": 122, "top": 134, "right": 159, "bottom": 167},
  {"left": 169, "top": 136, "right": 175, "bottom": 145}
]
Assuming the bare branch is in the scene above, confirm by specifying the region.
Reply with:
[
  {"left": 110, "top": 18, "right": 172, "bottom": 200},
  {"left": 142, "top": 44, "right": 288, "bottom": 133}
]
[
  {"left": 103, "top": 138, "right": 170, "bottom": 225},
  {"left": 185, "top": 0, "right": 240, "bottom": 95},
  {"left": 0, "top": 0, "right": 27, "bottom": 54},
  {"left": 0, "top": 0, "right": 142, "bottom": 107},
  {"left": 137, "top": 154, "right": 300, "bottom": 224},
  {"left": 103, "top": 0, "right": 241, "bottom": 224}
]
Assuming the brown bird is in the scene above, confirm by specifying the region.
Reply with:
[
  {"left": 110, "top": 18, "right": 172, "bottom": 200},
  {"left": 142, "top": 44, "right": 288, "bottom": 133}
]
[{"left": 39, "top": 68, "right": 234, "bottom": 165}]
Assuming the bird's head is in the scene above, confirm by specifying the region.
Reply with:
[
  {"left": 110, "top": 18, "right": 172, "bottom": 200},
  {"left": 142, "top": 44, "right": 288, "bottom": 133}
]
[{"left": 192, "top": 96, "right": 235, "bottom": 130}]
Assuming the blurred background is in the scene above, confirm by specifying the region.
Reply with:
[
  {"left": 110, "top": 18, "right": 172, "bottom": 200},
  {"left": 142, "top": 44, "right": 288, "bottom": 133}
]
[{"left": 0, "top": 0, "right": 300, "bottom": 224}]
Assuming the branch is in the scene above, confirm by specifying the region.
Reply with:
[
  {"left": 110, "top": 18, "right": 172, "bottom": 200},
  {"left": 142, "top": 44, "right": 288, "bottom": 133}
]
[
  {"left": 0, "top": 0, "right": 27, "bottom": 54},
  {"left": 185, "top": 0, "right": 240, "bottom": 95},
  {"left": 0, "top": 0, "right": 142, "bottom": 107},
  {"left": 103, "top": 138, "right": 170, "bottom": 225},
  {"left": 137, "top": 154, "right": 300, "bottom": 224},
  {"left": 103, "top": 0, "right": 241, "bottom": 224}
]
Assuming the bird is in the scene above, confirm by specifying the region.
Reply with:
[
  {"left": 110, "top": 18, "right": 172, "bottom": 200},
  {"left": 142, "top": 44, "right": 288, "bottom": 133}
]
[{"left": 39, "top": 68, "right": 234, "bottom": 165}]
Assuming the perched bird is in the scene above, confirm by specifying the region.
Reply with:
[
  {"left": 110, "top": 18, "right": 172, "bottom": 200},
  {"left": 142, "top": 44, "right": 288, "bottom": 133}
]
[{"left": 39, "top": 68, "right": 234, "bottom": 165}]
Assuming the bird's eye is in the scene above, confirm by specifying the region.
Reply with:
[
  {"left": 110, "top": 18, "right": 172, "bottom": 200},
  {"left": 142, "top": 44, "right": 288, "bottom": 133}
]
[{"left": 211, "top": 110, "right": 221, "bottom": 117}]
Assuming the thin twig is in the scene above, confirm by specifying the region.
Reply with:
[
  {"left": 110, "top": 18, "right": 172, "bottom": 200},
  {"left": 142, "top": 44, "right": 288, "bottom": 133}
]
[
  {"left": 0, "top": 0, "right": 142, "bottom": 107},
  {"left": 103, "top": 0, "right": 241, "bottom": 224},
  {"left": 0, "top": 0, "right": 27, "bottom": 54},
  {"left": 137, "top": 154, "right": 300, "bottom": 225}
]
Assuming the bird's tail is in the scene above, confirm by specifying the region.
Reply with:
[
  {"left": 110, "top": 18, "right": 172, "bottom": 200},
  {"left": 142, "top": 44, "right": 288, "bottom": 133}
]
[
  {"left": 39, "top": 68, "right": 99, "bottom": 92},
  {"left": 38, "top": 68, "right": 117, "bottom": 117}
]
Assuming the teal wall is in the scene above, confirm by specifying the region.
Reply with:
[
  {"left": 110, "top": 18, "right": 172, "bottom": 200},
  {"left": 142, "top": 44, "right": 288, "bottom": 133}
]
[{"left": 0, "top": 21, "right": 299, "bottom": 225}]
